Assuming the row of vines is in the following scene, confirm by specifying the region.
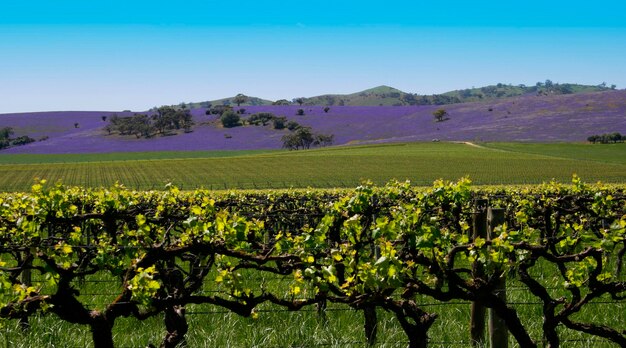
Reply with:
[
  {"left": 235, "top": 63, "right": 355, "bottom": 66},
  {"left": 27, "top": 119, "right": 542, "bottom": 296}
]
[{"left": 0, "top": 177, "right": 625, "bottom": 347}]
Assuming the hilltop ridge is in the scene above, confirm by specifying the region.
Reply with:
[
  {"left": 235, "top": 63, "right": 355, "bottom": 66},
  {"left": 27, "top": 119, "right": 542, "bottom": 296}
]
[{"left": 180, "top": 81, "right": 616, "bottom": 109}]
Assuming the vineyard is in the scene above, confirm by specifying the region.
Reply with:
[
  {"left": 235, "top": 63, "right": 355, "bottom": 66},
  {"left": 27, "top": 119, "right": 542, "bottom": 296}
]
[
  {"left": 0, "top": 177, "right": 625, "bottom": 347},
  {"left": 0, "top": 142, "right": 624, "bottom": 192}
]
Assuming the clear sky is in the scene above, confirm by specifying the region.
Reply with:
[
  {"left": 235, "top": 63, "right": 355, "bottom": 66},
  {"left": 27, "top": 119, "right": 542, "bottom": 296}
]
[{"left": 1, "top": 0, "right": 625, "bottom": 113}]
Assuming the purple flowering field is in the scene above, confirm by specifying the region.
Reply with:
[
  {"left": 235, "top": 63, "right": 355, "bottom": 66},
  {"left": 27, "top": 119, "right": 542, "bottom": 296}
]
[{"left": 0, "top": 90, "right": 625, "bottom": 154}]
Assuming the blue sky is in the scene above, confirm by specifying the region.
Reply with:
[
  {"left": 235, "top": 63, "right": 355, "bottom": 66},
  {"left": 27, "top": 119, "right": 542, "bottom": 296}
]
[{"left": 1, "top": 1, "right": 625, "bottom": 113}]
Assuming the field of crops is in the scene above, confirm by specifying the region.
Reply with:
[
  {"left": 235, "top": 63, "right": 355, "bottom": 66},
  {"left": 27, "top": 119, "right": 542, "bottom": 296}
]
[
  {"left": 481, "top": 142, "right": 626, "bottom": 165},
  {"left": 1, "top": 179, "right": 625, "bottom": 347},
  {"left": 0, "top": 142, "right": 624, "bottom": 192}
]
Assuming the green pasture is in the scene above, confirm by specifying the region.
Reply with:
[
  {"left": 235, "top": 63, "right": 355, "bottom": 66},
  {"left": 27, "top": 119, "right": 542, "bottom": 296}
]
[
  {"left": 481, "top": 142, "right": 626, "bottom": 165},
  {"left": 0, "top": 142, "right": 624, "bottom": 192},
  {"left": 0, "top": 149, "right": 281, "bottom": 165}
]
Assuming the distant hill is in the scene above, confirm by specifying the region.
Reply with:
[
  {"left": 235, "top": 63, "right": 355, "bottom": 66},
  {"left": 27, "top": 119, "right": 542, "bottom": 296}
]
[
  {"left": 300, "top": 82, "right": 615, "bottom": 106},
  {"left": 298, "top": 85, "right": 411, "bottom": 106},
  {"left": 441, "top": 82, "right": 615, "bottom": 103},
  {"left": 176, "top": 82, "right": 616, "bottom": 109},
  {"left": 183, "top": 96, "right": 273, "bottom": 109},
  {"left": 180, "top": 86, "right": 415, "bottom": 109},
  {"left": 2, "top": 90, "right": 625, "bottom": 154}
]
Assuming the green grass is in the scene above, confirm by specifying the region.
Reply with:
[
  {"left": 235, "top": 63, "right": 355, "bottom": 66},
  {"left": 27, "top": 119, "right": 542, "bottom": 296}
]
[
  {"left": 0, "top": 149, "right": 281, "bottom": 164},
  {"left": 481, "top": 142, "right": 626, "bottom": 165},
  {"left": 0, "top": 142, "right": 624, "bottom": 192},
  {"left": 2, "top": 267, "right": 623, "bottom": 347}
]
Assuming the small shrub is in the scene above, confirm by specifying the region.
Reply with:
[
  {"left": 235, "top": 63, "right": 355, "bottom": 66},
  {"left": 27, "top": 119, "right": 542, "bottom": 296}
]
[
  {"left": 248, "top": 112, "right": 275, "bottom": 126},
  {"left": 286, "top": 121, "right": 300, "bottom": 131},
  {"left": 220, "top": 111, "right": 241, "bottom": 128},
  {"left": 433, "top": 109, "right": 448, "bottom": 122},
  {"left": 323, "top": 107, "right": 330, "bottom": 113},
  {"left": 210, "top": 105, "right": 233, "bottom": 115},
  {"left": 273, "top": 99, "right": 290, "bottom": 105},
  {"left": 11, "top": 135, "right": 35, "bottom": 146},
  {"left": 273, "top": 117, "right": 286, "bottom": 130},
  {"left": 296, "top": 109, "right": 305, "bottom": 116}
]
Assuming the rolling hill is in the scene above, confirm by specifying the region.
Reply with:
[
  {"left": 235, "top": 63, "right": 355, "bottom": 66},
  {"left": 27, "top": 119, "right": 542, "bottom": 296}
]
[
  {"left": 182, "top": 96, "right": 274, "bottom": 109},
  {"left": 296, "top": 85, "right": 411, "bottom": 106},
  {"left": 184, "top": 82, "right": 615, "bottom": 109},
  {"left": 0, "top": 89, "right": 624, "bottom": 154},
  {"left": 441, "top": 82, "right": 614, "bottom": 103}
]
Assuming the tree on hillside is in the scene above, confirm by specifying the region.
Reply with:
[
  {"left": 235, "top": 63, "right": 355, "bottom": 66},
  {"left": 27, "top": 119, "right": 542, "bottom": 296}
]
[
  {"left": 0, "top": 127, "right": 14, "bottom": 149},
  {"left": 0, "top": 127, "right": 14, "bottom": 140},
  {"left": 273, "top": 99, "right": 290, "bottom": 105},
  {"left": 281, "top": 127, "right": 333, "bottom": 150},
  {"left": 106, "top": 106, "right": 194, "bottom": 138},
  {"left": 433, "top": 108, "right": 448, "bottom": 122},
  {"left": 153, "top": 106, "right": 177, "bottom": 134},
  {"left": 208, "top": 105, "right": 233, "bottom": 115},
  {"left": 314, "top": 133, "right": 334, "bottom": 147},
  {"left": 286, "top": 121, "right": 301, "bottom": 131},
  {"left": 248, "top": 112, "right": 275, "bottom": 126},
  {"left": 402, "top": 93, "right": 418, "bottom": 105},
  {"left": 294, "top": 98, "right": 305, "bottom": 106},
  {"left": 10, "top": 135, "right": 35, "bottom": 146},
  {"left": 282, "top": 127, "right": 315, "bottom": 150},
  {"left": 272, "top": 117, "right": 286, "bottom": 130},
  {"left": 220, "top": 110, "right": 241, "bottom": 128},
  {"left": 587, "top": 132, "right": 624, "bottom": 144},
  {"left": 233, "top": 94, "right": 248, "bottom": 107},
  {"left": 179, "top": 109, "right": 194, "bottom": 133},
  {"left": 129, "top": 114, "right": 153, "bottom": 138}
]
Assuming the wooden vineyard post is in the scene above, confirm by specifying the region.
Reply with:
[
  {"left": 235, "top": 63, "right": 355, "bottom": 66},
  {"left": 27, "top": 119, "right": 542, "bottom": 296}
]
[
  {"left": 20, "top": 251, "right": 32, "bottom": 330},
  {"left": 488, "top": 207, "right": 508, "bottom": 348},
  {"left": 470, "top": 199, "right": 488, "bottom": 347},
  {"left": 364, "top": 208, "right": 379, "bottom": 346}
]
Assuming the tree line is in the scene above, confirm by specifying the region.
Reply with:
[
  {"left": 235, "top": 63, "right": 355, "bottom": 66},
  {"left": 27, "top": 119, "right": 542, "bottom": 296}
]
[
  {"left": 0, "top": 127, "right": 36, "bottom": 150},
  {"left": 105, "top": 106, "right": 194, "bottom": 138},
  {"left": 217, "top": 110, "right": 334, "bottom": 150},
  {"left": 281, "top": 127, "right": 334, "bottom": 150},
  {"left": 587, "top": 132, "right": 625, "bottom": 144}
]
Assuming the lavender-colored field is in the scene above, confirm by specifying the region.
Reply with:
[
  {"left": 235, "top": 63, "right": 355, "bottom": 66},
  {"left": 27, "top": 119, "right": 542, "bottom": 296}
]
[{"left": 1, "top": 91, "right": 625, "bottom": 154}]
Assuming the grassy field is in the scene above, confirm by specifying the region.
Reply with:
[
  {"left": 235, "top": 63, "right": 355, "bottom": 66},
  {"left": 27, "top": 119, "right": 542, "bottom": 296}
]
[
  {"left": 1, "top": 143, "right": 624, "bottom": 346},
  {"left": 481, "top": 142, "right": 626, "bottom": 165},
  {"left": 0, "top": 142, "right": 624, "bottom": 192},
  {"left": 0, "top": 149, "right": 281, "bottom": 164},
  {"left": 2, "top": 263, "right": 622, "bottom": 347}
]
